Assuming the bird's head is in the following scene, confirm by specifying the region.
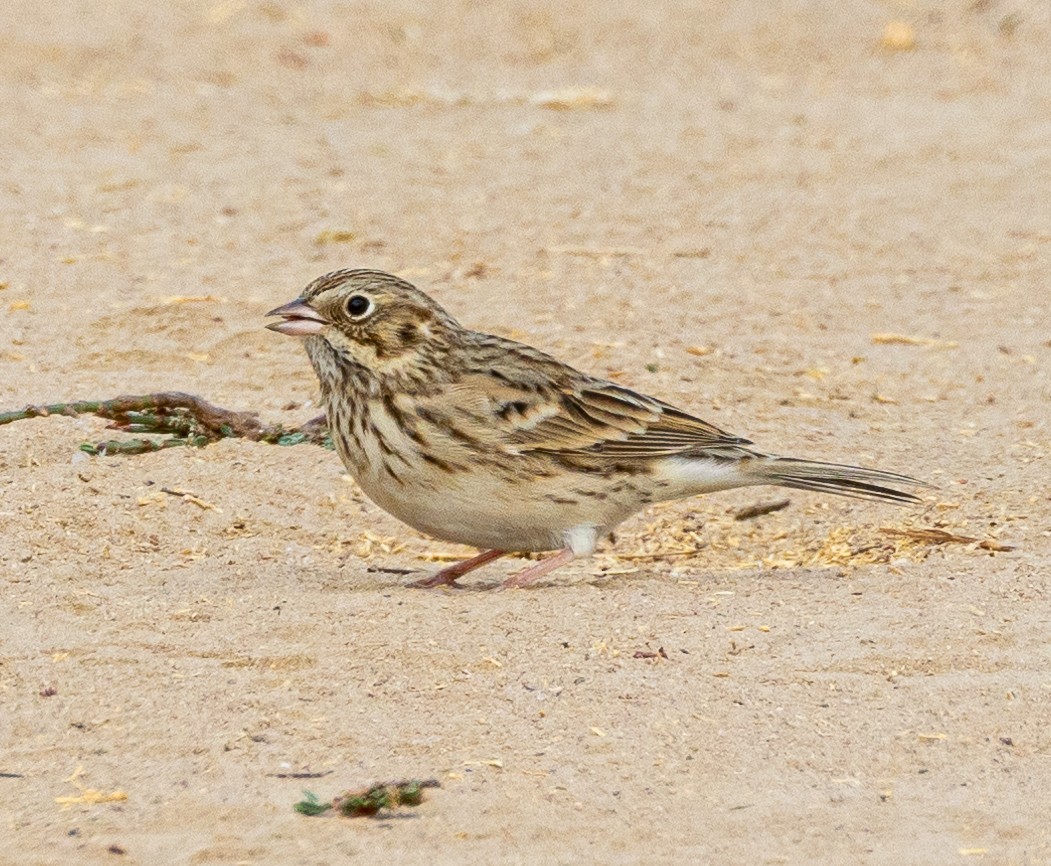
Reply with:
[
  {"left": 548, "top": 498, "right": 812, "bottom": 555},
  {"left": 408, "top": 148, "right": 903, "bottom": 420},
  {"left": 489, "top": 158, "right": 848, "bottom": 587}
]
[{"left": 266, "top": 269, "right": 460, "bottom": 377}]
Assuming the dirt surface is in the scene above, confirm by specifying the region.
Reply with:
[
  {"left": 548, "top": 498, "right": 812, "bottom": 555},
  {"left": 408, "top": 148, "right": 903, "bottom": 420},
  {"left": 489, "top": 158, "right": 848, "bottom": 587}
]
[{"left": 2, "top": 2, "right": 1049, "bottom": 864}]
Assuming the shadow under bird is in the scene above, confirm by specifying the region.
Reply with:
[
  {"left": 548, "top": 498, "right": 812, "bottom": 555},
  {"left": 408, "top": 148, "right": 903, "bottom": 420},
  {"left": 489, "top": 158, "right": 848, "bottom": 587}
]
[{"left": 267, "top": 269, "right": 925, "bottom": 589}]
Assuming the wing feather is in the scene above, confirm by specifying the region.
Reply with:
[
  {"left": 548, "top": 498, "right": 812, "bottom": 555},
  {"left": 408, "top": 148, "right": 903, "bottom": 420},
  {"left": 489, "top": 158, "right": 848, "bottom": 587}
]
[
  {"left": 510, "top": 382, "right": 750, "bottom": 458},
  {"left": 437, "top": 336, "right": 753, "bottom": 461}
]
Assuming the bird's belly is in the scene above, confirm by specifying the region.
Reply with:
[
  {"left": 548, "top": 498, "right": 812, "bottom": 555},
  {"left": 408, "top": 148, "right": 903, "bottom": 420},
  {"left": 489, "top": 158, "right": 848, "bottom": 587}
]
[
  {"left": 350, "top": 459, "right": 643, "bottom": 552},
  {"left": 326, "top": 397, "right": 652, "bottom": 551}
]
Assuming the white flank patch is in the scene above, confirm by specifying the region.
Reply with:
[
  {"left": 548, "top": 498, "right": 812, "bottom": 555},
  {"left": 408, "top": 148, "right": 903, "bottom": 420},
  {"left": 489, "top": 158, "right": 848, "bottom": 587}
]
[
  {"left": 562, "top": 525, "right": 598, "bottom": 556},
  {"left": 655, "top": 456, "right": 756, "bottom": 495}
]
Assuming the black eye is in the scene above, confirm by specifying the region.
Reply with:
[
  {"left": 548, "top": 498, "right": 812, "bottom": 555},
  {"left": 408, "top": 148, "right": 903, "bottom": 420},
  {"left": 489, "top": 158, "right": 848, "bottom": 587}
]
[{"left": 345, "top": 295, "right": 372, "bottom": 318}]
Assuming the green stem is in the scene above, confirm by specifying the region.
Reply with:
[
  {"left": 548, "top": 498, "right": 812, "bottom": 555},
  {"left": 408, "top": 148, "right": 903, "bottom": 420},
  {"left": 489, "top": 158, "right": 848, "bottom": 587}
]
[
  {"left": 295, "top": 779, "right": 439, "bottom": 818},
  {"left": 0, "top": 400, "right": 108, "bottom": 426},
  {"left": 1, "top": 393, "right": 332, "bottom": 455}
]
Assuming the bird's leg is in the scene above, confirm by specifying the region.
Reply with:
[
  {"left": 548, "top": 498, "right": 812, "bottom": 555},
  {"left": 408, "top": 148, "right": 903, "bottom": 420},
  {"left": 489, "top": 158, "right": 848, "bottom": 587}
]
[
  {"left": 501, "top": 548, "right": 576, "bottom": 589},
  {"left": 411, "top": 549, "right": 507, "bottom": 588}
]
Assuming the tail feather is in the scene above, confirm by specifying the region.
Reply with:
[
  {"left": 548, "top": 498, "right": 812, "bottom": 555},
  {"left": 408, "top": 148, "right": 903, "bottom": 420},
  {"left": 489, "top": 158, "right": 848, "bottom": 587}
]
[{"left": 745, "top": 456, "right": 927, "bottom": 505}]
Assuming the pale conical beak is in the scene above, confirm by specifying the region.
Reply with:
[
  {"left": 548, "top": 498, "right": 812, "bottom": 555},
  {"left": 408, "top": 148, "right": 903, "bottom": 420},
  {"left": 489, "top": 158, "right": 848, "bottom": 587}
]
[{"left": 265, "top": 299, "right": 330, "bottom": 336}]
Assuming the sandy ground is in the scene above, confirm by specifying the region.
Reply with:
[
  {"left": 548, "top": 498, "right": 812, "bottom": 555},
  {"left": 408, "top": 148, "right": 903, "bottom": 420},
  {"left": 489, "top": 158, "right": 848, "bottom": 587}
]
[{"left": 2, "top": 1, "right": 1049, "bottom": 863}]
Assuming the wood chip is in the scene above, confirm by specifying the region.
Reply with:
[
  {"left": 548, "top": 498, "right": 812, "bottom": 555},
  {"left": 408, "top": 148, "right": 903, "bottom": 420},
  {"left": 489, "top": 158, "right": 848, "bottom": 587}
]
[
  {"left": 871, "top": 332, "right": 957, "bottom": 348},
  {"left": 546, "top": 245, "right": 643, "bottom": 258},
  {"left": 160, "top": 487, "right": 221, "bottom": 511},
  {"left": 314, "top": 229, "right": 356, "bottom": 245},
  {"left": 55, "top": 789, "right": 128, "bottom": 808},
  {"left": 734, "top": 499, "right": 791, "bottom": 521},
  {"left": 161, "top": 295, "right": 225, "bottom": 304},
  {"left": 615, "top": 546, "right": 707, "bottom": 561},
  {"left": 881, "top": 528, "right": 977, "bottom": 545},
  {"left": 530, "top": 87, "right": 613, "bottom": 110},
  {"left": 417, "top": 550, "right": 471, "bottom": 562},
  {"left": 358, "top": 86, "right": 432, "bottom": 107},
  {"left": 880, "top": 21, "right": 916, "bottom": 51}
]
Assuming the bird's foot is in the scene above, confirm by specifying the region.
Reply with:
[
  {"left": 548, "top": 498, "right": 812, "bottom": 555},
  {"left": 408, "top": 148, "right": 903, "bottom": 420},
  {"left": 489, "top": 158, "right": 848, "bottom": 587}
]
[
  {"left": 410, "top": 549, "right": 507, "bottom": 589},
  {"left": 500, "top": 548, "right": 576, "bottom": 589},
  {"left": 410, "top": 571, "right": 464, "bottom": 589}
]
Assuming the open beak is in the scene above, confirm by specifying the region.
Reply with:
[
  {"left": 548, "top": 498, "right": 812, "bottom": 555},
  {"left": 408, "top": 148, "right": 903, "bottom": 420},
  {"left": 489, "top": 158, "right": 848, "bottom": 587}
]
[{"left": 265, "top": 299, "right": 330, "bottom": 336}]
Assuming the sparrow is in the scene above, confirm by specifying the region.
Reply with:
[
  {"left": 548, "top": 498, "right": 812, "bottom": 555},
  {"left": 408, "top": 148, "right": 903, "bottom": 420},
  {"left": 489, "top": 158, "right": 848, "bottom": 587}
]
[{"left": 267, "top": 269, "right": 924, "bottom": 588}]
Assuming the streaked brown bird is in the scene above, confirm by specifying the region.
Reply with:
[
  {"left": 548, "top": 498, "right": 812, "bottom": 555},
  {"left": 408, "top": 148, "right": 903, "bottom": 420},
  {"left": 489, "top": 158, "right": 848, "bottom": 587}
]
[{"left": 267, "top": 269, "right": 924, "bottom": 588}]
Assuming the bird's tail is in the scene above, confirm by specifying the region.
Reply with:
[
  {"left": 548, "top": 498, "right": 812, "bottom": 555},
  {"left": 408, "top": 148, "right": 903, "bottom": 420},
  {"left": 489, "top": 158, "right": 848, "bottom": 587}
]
[{"left": 742, "top": 456, "right": 926, "bottom": 505}]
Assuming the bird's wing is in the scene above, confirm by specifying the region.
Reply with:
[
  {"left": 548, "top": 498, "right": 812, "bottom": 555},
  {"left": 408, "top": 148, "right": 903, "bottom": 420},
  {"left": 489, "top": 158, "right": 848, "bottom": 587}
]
[
  {"left": 446, "top": 338, "right": 753, "bottom": 460},
  {"left": 508, "top": 382, "right": 753, "bottom": 458}
]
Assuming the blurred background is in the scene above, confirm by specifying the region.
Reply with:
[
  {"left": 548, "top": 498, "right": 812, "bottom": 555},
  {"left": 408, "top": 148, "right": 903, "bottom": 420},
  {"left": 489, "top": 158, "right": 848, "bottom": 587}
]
[{"left": 1, "top": 0, "right": 1047, "bottom": 427}]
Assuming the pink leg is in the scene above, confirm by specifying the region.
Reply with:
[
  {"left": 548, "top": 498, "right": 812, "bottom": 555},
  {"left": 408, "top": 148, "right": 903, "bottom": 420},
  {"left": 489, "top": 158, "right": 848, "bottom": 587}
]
[
  {"left": 501, "top": 548, "right": 576, "bottom": 589},
  {"left": 411, "top": 549, "right": 507, "bottom": 588}
]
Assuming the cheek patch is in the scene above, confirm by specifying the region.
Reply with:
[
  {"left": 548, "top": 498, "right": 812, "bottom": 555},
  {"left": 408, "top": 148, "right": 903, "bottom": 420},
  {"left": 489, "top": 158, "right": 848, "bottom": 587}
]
[{"left": 398, "top": 323, "right": 420, "bottom": 345}]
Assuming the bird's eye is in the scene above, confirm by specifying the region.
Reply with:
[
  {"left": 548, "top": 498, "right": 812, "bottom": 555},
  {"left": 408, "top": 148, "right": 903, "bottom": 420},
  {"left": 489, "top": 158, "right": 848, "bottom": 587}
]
[{"left": 345, "top": 295, "right": 373, "bottom": 319}]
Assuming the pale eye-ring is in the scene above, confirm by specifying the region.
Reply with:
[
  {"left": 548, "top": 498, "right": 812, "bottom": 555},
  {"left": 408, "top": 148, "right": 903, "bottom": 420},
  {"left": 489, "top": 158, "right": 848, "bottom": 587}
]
[{"left": 345, "top": 294, "right": 373, "bottom": 319}]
